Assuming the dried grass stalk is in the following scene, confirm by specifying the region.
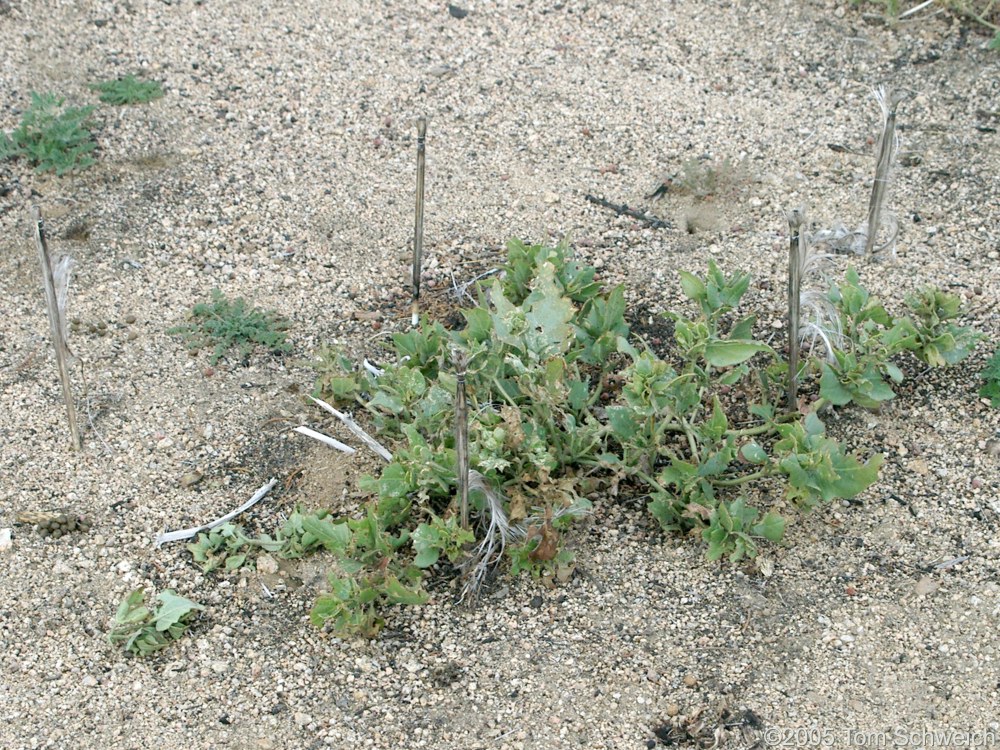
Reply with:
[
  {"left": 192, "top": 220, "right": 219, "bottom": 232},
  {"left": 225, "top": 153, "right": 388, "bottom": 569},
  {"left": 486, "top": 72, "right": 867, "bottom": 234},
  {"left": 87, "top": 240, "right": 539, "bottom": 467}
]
[
  {"left": 786, "top": 208, "right": 805, "bottom": 412},
  {"left": 453, "top": 348, "right": 470, "bottom": 530},
  {"left": 864, "top": 86, "right": 906, "bottom": 259},
  {"left": 32, "top": 206, "right": 81, "bottom": 450},
  {"left": 411, "top": 116, "right": 427, "bottom": 327},
  {"left": 308, "top": 395, "right": 392, "bottom": 461},
  {"left": 293, "top": 425, "right": 356, "bottom": 454}
]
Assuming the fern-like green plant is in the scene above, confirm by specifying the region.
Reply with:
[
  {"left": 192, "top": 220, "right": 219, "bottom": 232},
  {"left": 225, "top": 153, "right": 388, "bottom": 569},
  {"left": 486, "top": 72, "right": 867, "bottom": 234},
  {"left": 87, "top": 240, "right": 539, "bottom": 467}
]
[
  {"left": 0, "top": 92, "right": 96, "bottom": 175},
  {"left": 89, "top": 75, "right": 164, "bottom": 105},
  {"left": 168, "top": 289, "right": 291, "bottom": 364}
]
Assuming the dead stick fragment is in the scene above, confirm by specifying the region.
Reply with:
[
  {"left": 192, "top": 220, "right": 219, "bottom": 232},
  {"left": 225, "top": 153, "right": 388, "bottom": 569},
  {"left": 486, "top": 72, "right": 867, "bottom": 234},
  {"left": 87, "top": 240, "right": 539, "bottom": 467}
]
[
  {"left": 411, "top": 116, "right": 427, "bottom": 327},
  {"left": 864, "top": 87, "right": 904, "bottom": 258},
  {"left": 32, "top": 206, "right": 81, "bottom": 450},
  {"left": 155, "top": 477, "right": 278, "bottom": 546},
  {"left": 786, "top": 207, "right": 805, "bottom": 414},
  {"left": 293, "top": 426, "right": 356, "bottom": 454},
  {"left": 584, "top": 194, "right": 672, "bottom": 229},
  {"left": 308, "top": 395, "right": 392, "bottom": 462},
  {"left": 453, "top": 349, "right": 470, "bottom": 530}
]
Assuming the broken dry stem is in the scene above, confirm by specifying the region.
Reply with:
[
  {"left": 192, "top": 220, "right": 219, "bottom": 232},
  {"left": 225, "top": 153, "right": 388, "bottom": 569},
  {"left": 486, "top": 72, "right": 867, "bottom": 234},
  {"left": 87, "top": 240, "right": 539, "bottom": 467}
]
[
  {"left": 411, "top": 116, "right": 427, "bottom": 327},
  {"left": 307, "top": 395, "right": 392, "bottom": 461},
  {"left": 864, "top": 88, "right": 902, "bottom": 257},
  {"left": 453, "top": 349, "right": 470, "bottom": 530},
  {"left": 786, "top": 207, "right": 805, "bottom": 413},
  {"left": 32, "top": 206, "right": 81, "bottom": 451}
]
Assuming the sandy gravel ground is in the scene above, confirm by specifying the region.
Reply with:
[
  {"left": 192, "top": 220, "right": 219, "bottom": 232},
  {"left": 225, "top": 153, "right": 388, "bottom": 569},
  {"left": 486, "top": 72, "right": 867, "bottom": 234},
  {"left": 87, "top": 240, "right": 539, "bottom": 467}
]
[{"left": 1, "top": 1, "right": 999, "bottom": 748}]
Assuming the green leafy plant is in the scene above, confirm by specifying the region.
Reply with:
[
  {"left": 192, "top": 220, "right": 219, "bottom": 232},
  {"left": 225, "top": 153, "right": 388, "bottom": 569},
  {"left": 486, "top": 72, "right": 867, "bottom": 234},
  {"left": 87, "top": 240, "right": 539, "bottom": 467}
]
[
  {"left": 302, "top": 240, "right": 975, "bottom": 635},
  {"left": 168, "top": 289, "right": 291, "bottom": 364},
  {"left": 0, "top": 92, "right": 96, "bottom": 175},
  {"left": 904, "top": 286, "right": 981, "bottom": 368},
  {"left": 108, "top": 589, "right": 203, "bottom": 656},
  {"left": 980, "top": 347, "right": 1000, "bottom": 407},
  {"left": 89, "top": 74, "right": 164, "bottom": 105},
  {"left": 815, "top": 271, "right": 979, "bottom": 410},
  {"left": 186, "top": 508, "right": 344, "bottom": 573}
]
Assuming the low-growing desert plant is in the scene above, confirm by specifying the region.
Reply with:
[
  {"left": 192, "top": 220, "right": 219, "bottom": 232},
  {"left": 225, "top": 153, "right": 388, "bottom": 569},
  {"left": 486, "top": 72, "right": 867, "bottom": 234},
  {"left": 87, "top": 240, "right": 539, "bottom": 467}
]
[
  {"left": 0, "top": 92, "right": 96, "bottom": 175},
  {"left": 168, "top": 289, "right": 291, "bottom": 364},
  {"left": 108, "top": 588, "right": 203, "bottom": 656},
  {"left": 89, "top": 74, "right": 164, "bottom": 105},
  {"left": 186, "top": 507, "right": 343, "bottom": 572},
  {"left": 980, "top": 347, "right": 1000, "bottom": 407},
  {"left": 302, "top": 239, "right": 978, "bottom": 636}
]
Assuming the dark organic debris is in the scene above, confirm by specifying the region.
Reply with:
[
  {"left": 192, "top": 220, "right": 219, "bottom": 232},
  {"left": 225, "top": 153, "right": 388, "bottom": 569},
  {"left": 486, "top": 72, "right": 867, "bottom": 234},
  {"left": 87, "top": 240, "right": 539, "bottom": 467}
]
[{"left": 584, "top": 194, "right": 672, "bottom": 229}]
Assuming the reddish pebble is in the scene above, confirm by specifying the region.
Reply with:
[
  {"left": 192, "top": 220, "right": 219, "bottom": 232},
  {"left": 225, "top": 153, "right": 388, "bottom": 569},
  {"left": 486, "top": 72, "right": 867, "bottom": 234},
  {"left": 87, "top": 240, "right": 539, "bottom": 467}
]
[
  {"left": 371, "top": 321, "right": 381, "bottom": 331},
  {"left": 971, "top": 478, "right": 982, "bottom": 490},
  {"left": 845, "top": 585, "right": 857, "bottom": 596},
  {"left": 203, "top": 367, "right": 214, "bottom": 377}
]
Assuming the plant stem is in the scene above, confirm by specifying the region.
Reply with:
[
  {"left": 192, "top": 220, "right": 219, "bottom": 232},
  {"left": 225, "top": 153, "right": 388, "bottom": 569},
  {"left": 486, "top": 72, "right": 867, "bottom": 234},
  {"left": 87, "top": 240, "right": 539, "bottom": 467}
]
[
  {"left": 679, "top": 417, "right": 701, "bottom": 463},
  {"left": 713, "top": 469, "right": 774, "bottom": 487},
  {"left": 634, "top": 469, "right": 670, "bottom": 496},
  {"left": 725, "top": 423, "right": 776, "bottom": 438},
  {"left": 865, "top": 87, "right": 904, "bottom": 257},
  {"left": 411, "top": 116, "right": 427, "bottom": 327},
  {"left": 786, "top": 207, "right": 805, "bottom": 415},
  {"left": 33, "top": 206, "right": 81, "bottom": 451},
  {"left": 453, "top": 349, "right": 470, "bottom": 530}
]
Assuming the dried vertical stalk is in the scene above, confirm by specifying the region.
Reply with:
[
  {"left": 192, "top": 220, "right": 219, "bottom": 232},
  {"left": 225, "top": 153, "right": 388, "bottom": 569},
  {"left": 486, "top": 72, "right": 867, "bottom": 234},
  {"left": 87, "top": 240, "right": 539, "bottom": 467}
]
[
  {"left": 411, "top": 116, "right": 427, "bottom": 327},
  {"left": 864, "top": 87, "right": 905, "bottom": 258},
  {"left": 453, "top": 348, "right": 470, "bottom": 530},
  {"left": 32, "top": 206, "right": 81, "bottom": 450},
  {"left": 786, "top": 207, "right": 805, "bottom": 413}
]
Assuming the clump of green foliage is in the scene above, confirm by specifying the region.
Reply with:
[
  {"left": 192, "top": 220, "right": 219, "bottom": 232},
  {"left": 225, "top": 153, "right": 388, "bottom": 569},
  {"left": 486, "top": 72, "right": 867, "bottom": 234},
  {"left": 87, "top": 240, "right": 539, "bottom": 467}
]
[
  {"left": 186, "top": 507, "right": 341, "bottom": 572},
  {"left": 816, "top": 271, "right": 980, "bottom": 410},
  {"left": 0, "top": 92, "right": 96, "bottom": 175},
  {"left": 168, "top": 289, "right": 291, "bottom": 364},
  {"left": 108, "top": 588, "right": 203, "bottom": 656},
  {"left": 980, "top": 348, "right": 1000, "bottom": 407},
  {"left": 300, "top": 240, "right": 977, "bottom": 635},
  {"left": 89, "top": 74, "right": 164, "bottom": 105}
]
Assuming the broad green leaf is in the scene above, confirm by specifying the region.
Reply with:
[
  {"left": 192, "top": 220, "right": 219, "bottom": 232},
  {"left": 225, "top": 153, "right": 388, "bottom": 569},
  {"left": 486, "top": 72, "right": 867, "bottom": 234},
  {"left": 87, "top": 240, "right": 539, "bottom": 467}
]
[
  {"left": 741, "top": 442, "right": 768, "bottom": 465},
  {"left": 819, "top": 364, "right": 853, "bottom": 406},
  {"left": 461, "top": 307, "right": 492, "bottom": 343},
  {"left": 752, "top": 512, "right": 786, "bottom": 542},
  {"left": 382, "top": 576, "right": 429, "bottom": 605},
  {"left": 704, "top": 340, "right": 770, "bottom": 368},
  {"left": 370, "top": 463, "right": 412, "bottom": 500},
  {"left": 413, "top": 546, "right": 440, "bottom": 568},
  {"left": 152, "top": 590, "right": 203, "bottom": 632},
  {"left": 606, "top": 406, "right": 639, "bottom": 441},
  {"left": 115, "top": 589, "right": 147, "bottom": 624},
  {"left": 678, "top": 271, "right": 706, "bottom": 302},
  {"left": 729, "top": 315, "right": 756, "bottom": 341},
  {"left": 524, "top": 262, "right": 576, "bottom": 352},
  {"left": 302, "top": 516, "right": 351, "bottom": 552}
]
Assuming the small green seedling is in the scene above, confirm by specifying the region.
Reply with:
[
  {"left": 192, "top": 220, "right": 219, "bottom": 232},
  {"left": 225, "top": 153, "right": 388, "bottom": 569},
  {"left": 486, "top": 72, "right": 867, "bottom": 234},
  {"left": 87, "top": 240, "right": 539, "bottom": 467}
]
[
  {"left": 89, "top": 75, "right": 164, "bottom": 105},
  {"left": 0, "top": 92, "right": 96, "bottom": 175},
  {"left": 980, "top": 347, "right": 1000, "bottom": 407},
  {"left": 108, "top": 588, "right": 203, "bottom": 656},
  {"left": 169, "top": 289, "right": 291, "bottom": 364}
]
